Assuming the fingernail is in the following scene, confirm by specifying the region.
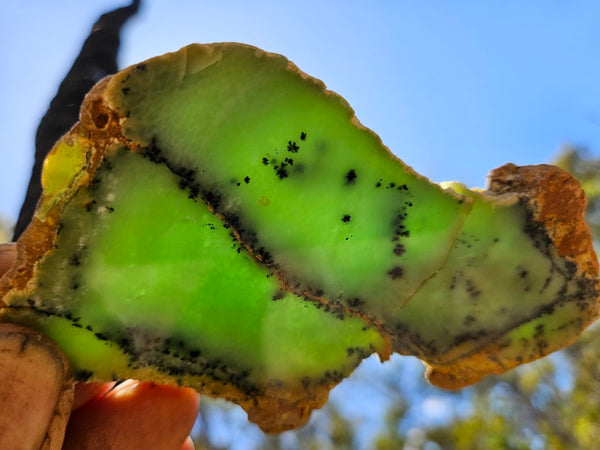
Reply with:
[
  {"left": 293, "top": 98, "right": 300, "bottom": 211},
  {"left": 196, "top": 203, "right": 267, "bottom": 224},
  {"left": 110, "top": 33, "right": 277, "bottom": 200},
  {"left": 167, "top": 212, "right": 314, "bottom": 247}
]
[
  {"left": 0, "top": 323, "right": 73, "bottom": 449},
  {"left": 110, "top": 379, "right": 141, "bottom": 398}
]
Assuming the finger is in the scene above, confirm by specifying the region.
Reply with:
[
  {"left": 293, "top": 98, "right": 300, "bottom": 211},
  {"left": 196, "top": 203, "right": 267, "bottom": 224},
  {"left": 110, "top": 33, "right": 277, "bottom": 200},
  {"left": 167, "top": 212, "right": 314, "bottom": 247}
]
[
  {"left": 0, "top": 323, "right": 74, "bottom": 450},
  {"left": 72, "top": 381, "right": 117, "bottom": 411},
  {"left": 63, "top": 381, "right": 199, "bottom": 450},
  {"left": 0, "top": 243, "right": 16, "bottom": 277}
]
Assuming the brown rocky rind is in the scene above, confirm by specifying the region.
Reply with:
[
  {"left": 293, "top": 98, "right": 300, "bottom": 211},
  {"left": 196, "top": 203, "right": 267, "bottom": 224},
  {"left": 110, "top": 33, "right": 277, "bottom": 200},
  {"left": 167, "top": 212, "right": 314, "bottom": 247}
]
[{"left": 0, "top": 77, "right": 119, "bottom": 306}]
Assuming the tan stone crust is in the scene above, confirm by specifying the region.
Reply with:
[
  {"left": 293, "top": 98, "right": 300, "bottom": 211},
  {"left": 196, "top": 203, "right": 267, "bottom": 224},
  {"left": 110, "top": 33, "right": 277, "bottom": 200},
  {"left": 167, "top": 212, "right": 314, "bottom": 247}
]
[
  {"left": 488, "top": 163, "right": 599, "bottom": 279},
  {"left": 0, "top": 77, "right": 121, "bottom": 305}
]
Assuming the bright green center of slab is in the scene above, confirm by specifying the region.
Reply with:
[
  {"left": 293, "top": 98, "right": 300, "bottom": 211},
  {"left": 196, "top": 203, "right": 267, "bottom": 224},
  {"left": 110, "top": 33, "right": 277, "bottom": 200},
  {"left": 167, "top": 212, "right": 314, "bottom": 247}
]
[
  {"left": 25, "top": 147, "right": 383, "bottom": 386},
  {"left": 109, "top": 44, "right": 471, "bottom": 326}
]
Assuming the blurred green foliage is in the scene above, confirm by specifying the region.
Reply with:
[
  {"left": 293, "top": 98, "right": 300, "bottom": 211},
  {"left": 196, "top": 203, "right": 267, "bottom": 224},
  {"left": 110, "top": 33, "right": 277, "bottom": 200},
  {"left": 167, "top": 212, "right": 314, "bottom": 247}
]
[{"left": 192, "top": 147, "right": 600, "bottom": 450}]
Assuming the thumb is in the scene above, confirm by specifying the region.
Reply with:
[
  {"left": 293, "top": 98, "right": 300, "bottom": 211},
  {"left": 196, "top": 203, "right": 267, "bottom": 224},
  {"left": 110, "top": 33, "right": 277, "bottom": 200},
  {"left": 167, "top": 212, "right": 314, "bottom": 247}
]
[{"left": 0, "top": 323, "right": 74, "bottom": 449}]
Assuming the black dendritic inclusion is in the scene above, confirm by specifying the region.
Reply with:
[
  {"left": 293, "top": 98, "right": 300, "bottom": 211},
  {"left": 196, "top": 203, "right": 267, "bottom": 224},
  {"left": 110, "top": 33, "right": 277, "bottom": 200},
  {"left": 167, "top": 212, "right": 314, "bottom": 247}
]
[
  {"left": 287, "top": 140, "right": 299, "bottom": 153},
  {"left": 264, "top": 134, "right": 306, "bottom": 181},
  {"left": 346, "top": 297, "right": 365, "bottom": 308},
  {"left": 142, "top": 137, "right": 208, "bottom": 205},
  {"left": 388, "top": 266, "right": 403, "bottom": 280},
  {"left": 28, "top": 306, "right": 267, "bottom": 399},
  {"left": 272, "top": 290, "right": 286, "bottom": 301},
  {"left": 393, "top": 243, "right": 405, "bottom": 257},
  {"left": 382, "top": 177, "right": 413, "bottom": 280},
  {"left": 300, "top": 294, "right": 348, "bottom": 321},
  {"left": 131, "top": 331, "right": 263, "bottom": 398},
  {"left": 345, "top": 169, "right": 357, "bottom": 184},
  {"left": 138, "top": 136, "right": 422, "bottom": 333},
  {"left": 387, "top": 205, "right": 411, "bottom": 278},
  {"left": 465, "top": 279, "right": 482, "bottom": 299},
  {"left": 67, "top": 243, "right": 88, "bottom": 291},
  {"left": 463, "top": 315, "right": 476, "bottom": 326}
]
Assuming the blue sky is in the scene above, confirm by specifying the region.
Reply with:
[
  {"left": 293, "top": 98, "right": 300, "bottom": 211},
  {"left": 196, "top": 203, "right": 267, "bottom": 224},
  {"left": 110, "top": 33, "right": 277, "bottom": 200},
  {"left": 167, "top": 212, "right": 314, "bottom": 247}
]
[{"left": 1, "top": 1, "right": 599, "bottom": 224}]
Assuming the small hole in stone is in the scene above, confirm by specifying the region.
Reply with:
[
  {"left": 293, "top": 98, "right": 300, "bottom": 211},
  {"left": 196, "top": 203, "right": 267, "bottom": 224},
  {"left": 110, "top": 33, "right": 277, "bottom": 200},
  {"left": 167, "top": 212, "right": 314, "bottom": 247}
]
[{"left": 94, "top": 112, "right": 109, "bottom": 129}]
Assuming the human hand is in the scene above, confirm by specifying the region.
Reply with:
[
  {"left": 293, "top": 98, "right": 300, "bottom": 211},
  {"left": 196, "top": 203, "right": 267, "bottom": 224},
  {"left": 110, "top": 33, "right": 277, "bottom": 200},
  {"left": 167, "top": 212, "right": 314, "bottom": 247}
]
[{"left": 0, "top": 244, "right": 199, "bottom": 449}]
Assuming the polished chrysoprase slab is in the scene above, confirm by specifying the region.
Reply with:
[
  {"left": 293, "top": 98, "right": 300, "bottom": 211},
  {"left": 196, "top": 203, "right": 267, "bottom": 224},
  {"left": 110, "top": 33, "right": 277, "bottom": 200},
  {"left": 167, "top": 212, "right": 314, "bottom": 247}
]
[{"left": 1, "top": 43, "right": 598, "bottom": 431}]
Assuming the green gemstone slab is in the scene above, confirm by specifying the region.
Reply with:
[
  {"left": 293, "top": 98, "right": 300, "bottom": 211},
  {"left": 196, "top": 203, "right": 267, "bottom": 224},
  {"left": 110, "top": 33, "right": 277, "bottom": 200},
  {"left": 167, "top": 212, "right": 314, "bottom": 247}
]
[
  {"left": 394, "top": 192, "right": 594, "bottom": 359},
  {"left": 3, "top": 144, "right": 383, "bottom": 431},
  {"left": 105, "top": 43, "right": 472, "bottom": 329},
  {"left": 1, "top": 43, "right": 598, "bottom": 431}
]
